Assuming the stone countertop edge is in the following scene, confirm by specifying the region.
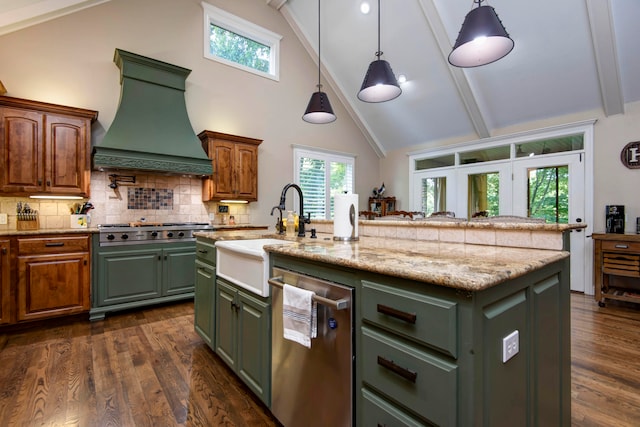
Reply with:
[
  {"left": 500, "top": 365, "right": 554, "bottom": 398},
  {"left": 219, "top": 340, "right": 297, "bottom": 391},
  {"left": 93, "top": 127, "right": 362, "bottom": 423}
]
[
  {"left": 195, "top": 230, "right": 570, "bottom": 292},
  {"left": 0, "top": 224, "right": 269, "bottom": 237},
  {"left": 0, "top": 228, "right": 99, "bottom": 236}
]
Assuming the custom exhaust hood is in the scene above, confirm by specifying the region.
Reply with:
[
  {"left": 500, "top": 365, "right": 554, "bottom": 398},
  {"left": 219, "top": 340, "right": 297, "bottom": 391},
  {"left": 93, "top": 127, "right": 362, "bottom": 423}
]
[{"left": 92, "top": 49, "right": 213, "bottom": 176}]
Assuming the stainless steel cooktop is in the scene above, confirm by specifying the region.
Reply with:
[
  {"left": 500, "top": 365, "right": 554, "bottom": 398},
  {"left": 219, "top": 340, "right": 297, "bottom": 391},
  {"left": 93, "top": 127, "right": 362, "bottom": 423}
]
[{"left": 98, "top": 222, "right": 213, "bottom": 246}]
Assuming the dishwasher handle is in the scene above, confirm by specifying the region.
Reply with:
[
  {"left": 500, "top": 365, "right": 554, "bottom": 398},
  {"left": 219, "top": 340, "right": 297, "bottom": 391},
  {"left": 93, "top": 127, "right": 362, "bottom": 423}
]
[{"left": 268, "top": 276, "right": 350, "bottom": 310}]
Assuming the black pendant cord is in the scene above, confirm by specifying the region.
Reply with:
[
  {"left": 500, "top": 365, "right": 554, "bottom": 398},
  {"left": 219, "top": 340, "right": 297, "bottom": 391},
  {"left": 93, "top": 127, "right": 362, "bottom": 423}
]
[
  {"left": 317, "top": 0, "right": 322, "bottom": 92},
  {"left": 375, "top": 0, "right": 382, "bottom": 59}
]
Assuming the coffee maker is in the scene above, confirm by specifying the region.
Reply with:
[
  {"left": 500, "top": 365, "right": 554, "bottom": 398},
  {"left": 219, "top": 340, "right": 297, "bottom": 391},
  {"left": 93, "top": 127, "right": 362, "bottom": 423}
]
[{"left": 606, "top": 205, "right": 625, "bottom": 234}]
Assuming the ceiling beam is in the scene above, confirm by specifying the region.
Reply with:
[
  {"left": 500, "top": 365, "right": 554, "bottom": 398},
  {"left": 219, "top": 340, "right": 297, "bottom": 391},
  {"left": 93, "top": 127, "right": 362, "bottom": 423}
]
[
  {"left": 585, "top": 0, "right": 624, "bottom": 116},
  {"left": 418, "top": 0, "right": 490, "bottom": 139},
  {"left": 265, "top": 0, "right": 287, "bottom": 11}
]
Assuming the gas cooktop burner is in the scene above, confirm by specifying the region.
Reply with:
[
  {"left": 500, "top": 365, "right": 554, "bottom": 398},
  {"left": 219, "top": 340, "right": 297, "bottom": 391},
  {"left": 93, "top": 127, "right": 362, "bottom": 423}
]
[{"left": 98, "top": 222, "right": 213, "bottom": 246}]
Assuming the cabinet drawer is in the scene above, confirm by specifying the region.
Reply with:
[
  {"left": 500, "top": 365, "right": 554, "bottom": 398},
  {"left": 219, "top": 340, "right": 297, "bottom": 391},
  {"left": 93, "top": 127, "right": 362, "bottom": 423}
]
[
  {"left": 601, "top": 240, "right": 640, "bottom": 253},
  {"left": 362, "top": 279, "right": 458, "bottom": 357},
  {"left": 196, "top": 239, "right": 216, "bottom": 265},
  {"left": 362, "top": 326, "right": 457, "bottom": 427},
  {"left": 603, "top": 252, "right": 640, "bottom": 277},
  {"left": 361, "top": 388, "right": 429, "bottom": 427},
  {"left": 18, "top": 235, "right": 89, "bottom": 254}
]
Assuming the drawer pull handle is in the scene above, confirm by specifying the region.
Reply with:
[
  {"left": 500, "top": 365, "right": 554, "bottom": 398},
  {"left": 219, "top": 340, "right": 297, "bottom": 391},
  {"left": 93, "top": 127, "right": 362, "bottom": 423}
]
[
  {"left": 45, "top": 242, "right": 65, "bottom": 247},
  {"left": 377, "top": 304, "right": 417, "bottom": 324},
  {"left": 197, "top": 249, "right": 208, "bottom": 253},
  {"left": 377, "top": 356, "right": 417, "bottom": 383},
  {"left": 615, "top": 244, "right": 629, "bottom": 249}
]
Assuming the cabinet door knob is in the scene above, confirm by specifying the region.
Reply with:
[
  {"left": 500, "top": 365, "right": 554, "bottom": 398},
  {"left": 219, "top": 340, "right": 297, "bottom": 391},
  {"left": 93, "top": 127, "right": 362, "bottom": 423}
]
[
  {"left": 1, "top": 247, "right": 6, "bottom": 255},
  {"left": 46, "top": 180, "right": 51, "bottom": 186}
]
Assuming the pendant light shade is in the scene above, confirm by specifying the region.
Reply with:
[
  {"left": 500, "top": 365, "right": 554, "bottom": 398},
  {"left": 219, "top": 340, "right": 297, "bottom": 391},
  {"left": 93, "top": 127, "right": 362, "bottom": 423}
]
[
  {"left": 357, "top": 0, "right": 401, "bottom": 103},
  {"left": 302, "top": 0, "right": 336, "bottom": 124},
  {"left": 448, "top": 2, "right": 514, "bottom": 68},
  {"left": 303, "top": 88, "right": 336, "bottom": 124}
]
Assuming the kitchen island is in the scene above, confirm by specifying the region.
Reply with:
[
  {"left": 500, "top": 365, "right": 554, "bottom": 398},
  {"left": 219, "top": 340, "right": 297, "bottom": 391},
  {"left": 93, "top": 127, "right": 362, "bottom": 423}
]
[{"left": 195, "top": 220, "right": 576, "bottom": 426}]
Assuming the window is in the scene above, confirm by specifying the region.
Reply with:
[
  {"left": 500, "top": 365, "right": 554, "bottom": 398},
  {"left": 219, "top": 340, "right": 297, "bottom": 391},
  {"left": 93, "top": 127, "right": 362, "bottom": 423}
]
[
  {"left": 202, "top": 2, "right": 282, "bottom": 81},
  {"left": 294, "top": 147, "right": 355, "bottom": 220},
  {"left": 528, "top": 166, "right": 569, "bottom": 223},
  {"left": 420, "top": 177, "right": 447, "bottom": 215},
  {"left": 468, "top": 172, "right": 500, "bottom": 218}
]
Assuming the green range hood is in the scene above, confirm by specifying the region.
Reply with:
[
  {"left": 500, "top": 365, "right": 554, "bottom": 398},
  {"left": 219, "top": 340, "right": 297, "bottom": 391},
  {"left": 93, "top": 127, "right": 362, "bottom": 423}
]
[{"left": 92, "top": 49, "right": 213, "bottom": 176}]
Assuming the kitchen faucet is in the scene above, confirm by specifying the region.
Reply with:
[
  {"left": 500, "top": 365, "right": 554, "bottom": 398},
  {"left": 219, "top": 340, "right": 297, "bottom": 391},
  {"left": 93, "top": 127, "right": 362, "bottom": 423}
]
[
  {"left": 278, "top": 183, "right": 310, "bottom": 237},
  {"left": 270, "top": 206, "right": 284, "bottom": 235}
]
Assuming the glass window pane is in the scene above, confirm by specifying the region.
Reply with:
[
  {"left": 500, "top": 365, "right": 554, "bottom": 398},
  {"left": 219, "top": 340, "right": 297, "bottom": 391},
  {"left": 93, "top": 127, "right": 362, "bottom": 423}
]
[
  {"left": 420, "top": 177, "right": 446, "bottom": 216},
  {"left": 299, "top": 157, "right": 326, "bottom": 219},
  {"left": 516, "top": 134, "right": 583, "bottom": 158},
  {"left": 468, "top": 172, "right": 500, "bottom": 218},
  {"left": 528, "top": 166, "right": 569, "bottom": 223},
  {"left": 210, "top": 24, "right": 270, "bottom": 73},
  {"left": 415, "top": 154, "right": 455, "bottom": 170},
  {"left": 460, "top": 146, "right": 510, "bottom": 165}
]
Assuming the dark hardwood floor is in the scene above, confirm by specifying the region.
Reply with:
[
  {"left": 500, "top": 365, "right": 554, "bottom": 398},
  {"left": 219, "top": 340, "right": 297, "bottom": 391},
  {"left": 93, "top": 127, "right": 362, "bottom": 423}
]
[
  {"left": 0, "top": 303, "right": 280, "bottom": 427},
  {"left": 0, "top": 293, "right": 639, "bottom": 426}
]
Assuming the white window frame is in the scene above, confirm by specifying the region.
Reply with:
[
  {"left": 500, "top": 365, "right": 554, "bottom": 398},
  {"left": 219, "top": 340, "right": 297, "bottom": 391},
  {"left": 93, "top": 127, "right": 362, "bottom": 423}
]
[
  {"left": 293, "top": 146, "right": 356, "bottom": 220},
  {"left": 202, "top": 2, "right": 282, "bottom": 81}
]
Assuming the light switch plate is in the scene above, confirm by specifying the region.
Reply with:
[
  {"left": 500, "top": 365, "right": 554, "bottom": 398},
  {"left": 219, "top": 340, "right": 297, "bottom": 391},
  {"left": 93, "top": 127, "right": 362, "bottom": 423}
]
[
  {"left": 0, "top": 213, "right": 7, "bottom": 225},
  {"left": 502, "top": 330, "right": 519, "bottom": 363}
]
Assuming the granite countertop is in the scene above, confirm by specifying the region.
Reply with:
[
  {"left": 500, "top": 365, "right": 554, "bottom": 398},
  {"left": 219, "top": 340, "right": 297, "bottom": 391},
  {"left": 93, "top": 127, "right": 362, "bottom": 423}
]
[
  {"left": 0, "top": 227, "right": 99, "bottom": 236},
  {"left": 195, "top": 230, "right": 569, "bottom": 292}
]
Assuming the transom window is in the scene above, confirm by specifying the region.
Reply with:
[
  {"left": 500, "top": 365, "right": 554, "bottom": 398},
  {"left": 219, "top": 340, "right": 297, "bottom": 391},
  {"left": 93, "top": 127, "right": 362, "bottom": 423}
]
[{"left": 202, "top": 2, "right": 282, "bottom": 81}]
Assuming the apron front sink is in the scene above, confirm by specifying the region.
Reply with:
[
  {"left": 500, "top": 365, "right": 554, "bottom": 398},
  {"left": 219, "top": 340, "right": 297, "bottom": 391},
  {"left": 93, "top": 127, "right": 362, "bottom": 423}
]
[{"left": 215, "top": 239, "right": 294, "bottom": 297}]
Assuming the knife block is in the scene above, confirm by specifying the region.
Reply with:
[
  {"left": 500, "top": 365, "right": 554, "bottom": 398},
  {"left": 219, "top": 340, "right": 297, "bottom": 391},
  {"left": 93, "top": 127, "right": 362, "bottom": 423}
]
[{"left": 17, "top": 217, "right": 39, "bottom": 230}]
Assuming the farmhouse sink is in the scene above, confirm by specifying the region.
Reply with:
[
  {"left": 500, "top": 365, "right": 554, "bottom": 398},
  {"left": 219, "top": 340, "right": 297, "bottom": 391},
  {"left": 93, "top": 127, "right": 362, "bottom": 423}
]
[{"left": 215, "top": 238, "right": 294, "bottom": 297}]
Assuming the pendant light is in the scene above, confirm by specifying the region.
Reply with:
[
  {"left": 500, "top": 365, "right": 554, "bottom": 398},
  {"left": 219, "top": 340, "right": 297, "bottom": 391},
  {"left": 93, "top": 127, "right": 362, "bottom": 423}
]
[
  {"left": 357, "top": 0, "right": 401, "bottom": 103},
  {"left": 302, "top": 0, "right": 336, "bottom": 124},
  {"left": 448, "top": 0, "right": 514, "bottom": 68}
]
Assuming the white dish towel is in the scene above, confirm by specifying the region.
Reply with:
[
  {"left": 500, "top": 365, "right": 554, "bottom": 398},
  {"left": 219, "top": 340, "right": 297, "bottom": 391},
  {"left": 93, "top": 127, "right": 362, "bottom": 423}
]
[{"left": 283, "top": 284, "right": 317, "bottom": 348}]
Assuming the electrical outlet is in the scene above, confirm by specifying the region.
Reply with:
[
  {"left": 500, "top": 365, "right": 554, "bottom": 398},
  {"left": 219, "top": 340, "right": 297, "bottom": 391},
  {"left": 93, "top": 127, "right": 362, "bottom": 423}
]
[
  {"left": 502, "top": 330, "right": 519, "bottom": 363},
  {"left": 208, "top": 213, "right": 216, "bottom": 220},
  {"left": 0, "top": 213, "right": 7, "bottom": 225}
]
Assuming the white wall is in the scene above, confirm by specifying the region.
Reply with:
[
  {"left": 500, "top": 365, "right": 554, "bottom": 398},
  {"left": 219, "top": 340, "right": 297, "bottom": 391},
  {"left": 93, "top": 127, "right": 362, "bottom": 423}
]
[
  {"left": 381, "top": 100, "right": 640, "bottom": 233},
  {"left": 0, "top": 0, "right": 380, "bottom": 227}
]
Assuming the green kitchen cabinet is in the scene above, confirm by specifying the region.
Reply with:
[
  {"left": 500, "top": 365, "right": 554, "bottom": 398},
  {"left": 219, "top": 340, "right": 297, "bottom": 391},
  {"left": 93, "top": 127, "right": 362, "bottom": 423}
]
[
  {"left": 215, "top": 277, "right": 271, "bottom": 405},
  {"left": 90, "top": 237, "right": 197, "bottom": 321},
  {"left": 270, "top": 253, "right": 570, "bottom": 427},
  {"left": 194, "top": 237, "right": 216, "bottom": 348}
]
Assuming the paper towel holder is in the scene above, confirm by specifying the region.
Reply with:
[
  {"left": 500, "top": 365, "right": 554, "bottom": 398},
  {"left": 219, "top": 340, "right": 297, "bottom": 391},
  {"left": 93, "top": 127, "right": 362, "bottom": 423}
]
[{"left": 333, "top": 203, "right": 359, "bottom": 241}]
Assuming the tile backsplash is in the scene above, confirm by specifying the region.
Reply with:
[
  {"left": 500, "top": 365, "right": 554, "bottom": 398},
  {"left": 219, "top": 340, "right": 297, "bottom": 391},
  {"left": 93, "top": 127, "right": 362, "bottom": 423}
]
[{"left": 0, "top": 171, "right": 252, "bottom": 230}]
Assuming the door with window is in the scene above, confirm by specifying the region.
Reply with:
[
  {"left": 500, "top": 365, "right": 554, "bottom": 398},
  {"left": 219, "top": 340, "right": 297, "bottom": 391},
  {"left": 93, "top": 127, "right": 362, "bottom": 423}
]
[
  {"left": 412, "top": 168, "right": 455, "bottom": 216},
  {"left": 513, "top": 153, "right": 586, "bottom": 292},
  {"left": 456, "top": 162, "right": 512, "bottom": 219}
]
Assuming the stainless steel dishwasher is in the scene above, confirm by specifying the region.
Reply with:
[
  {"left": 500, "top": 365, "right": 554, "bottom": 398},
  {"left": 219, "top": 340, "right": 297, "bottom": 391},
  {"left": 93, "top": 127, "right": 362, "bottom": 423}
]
[{"left": 269, "top": 267, "right": 354, "bottom": 427}]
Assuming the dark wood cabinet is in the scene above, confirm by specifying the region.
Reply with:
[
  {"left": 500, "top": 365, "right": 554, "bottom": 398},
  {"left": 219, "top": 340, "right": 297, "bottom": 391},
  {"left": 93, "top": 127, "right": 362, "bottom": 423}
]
[
  {"left": 368, "top": 197, "right": 396, "bottom": 216},
  {"left": 198, "top": 131, "right": 262, "bottom": 202},
  {"left": 16, "top": 234, "right": 90, "bottom": 322},
  {"left": 0, "top": 96, "right": 97, "bottom": 197},
  {"left": 593, "top": 233, "right": 640, "bottom": 307},
  {"left": 0, "top": 239, "right": 10, "bottom": 325}
]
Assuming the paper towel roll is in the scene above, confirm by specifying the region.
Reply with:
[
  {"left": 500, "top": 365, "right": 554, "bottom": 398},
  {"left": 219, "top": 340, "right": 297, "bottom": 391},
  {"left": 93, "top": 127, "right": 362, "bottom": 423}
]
[{"left": 334, "top": 193, "right": 359, "bottom": 241}]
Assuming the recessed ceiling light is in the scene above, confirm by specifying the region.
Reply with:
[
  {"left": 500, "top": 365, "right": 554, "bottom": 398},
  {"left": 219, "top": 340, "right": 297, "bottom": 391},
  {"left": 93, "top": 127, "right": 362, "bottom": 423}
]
[
  {"left": 360, "top": 2, "right": 370, "bottom": 14},
  {"left": 397, "top": 74, "right": 407, "bottom": 84}
]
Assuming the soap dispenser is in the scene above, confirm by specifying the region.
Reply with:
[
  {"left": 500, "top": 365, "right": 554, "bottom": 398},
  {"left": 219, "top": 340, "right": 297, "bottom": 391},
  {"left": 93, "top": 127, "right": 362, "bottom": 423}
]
[{"left": 286, "top": 211, "right": 296, "bottom": 237}]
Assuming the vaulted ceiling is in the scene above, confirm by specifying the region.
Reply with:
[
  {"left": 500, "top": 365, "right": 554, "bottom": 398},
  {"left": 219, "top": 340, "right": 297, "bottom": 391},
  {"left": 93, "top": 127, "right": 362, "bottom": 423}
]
[
  {"left": 3, "top": 0, "right": 639, "bottom": 157},
  {"left": 272, "top": 0, "right": 640, "bottom": 157}
]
